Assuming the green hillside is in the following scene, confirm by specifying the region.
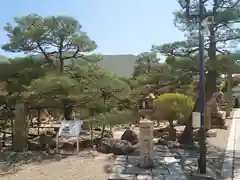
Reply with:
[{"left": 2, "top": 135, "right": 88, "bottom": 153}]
[
  {"left": 0, "top": 54, "right": 137, "bottom": 77},
  {"left": 99, "top": 54, "right": 137, "bottom": 77},
  {"left": 0, "top": 55, "right": 9, "bottom": 63}
]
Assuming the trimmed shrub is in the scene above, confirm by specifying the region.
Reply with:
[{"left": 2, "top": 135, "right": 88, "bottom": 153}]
[{"left": 154, "top": 93, "right": 194, "bottom": 124}]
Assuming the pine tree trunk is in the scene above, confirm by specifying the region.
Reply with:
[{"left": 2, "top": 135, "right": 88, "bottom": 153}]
[
  {"left": 179, "top": 24, "right": 217, "bottom": 144},
  {"left": 178, "top": 70, "right": 217, "bottom": 144},
  {"left": 169, "top": 122, "right": 177, "bottom": 141},
  {"left": 13, "top": 103, "right": 28, "bottom": 152},
  {"left": 178, "top": 98, "right": 199, "bottom": 144}
]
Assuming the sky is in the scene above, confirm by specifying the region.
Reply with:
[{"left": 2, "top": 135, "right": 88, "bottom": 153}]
[{"left": 0, "top": 0, "right": 185, "bottom": 58}]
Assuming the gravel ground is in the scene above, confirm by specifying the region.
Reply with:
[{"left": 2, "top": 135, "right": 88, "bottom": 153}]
[
  {"left": 0, "top": 128, "right": 128, "bottom": 180},
  {"left": 0, "top": 120, "right": 231, "bottom": 180},
  {"left": 0, "top": 151, "right": 109, "bottom": 180},
  {"left": 183, "top": 118, "right": 232, "bottom": 179}
]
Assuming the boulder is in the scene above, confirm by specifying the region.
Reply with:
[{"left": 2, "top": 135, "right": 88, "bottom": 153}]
[
  {"left": 121, "top": 129, "right": 139, "bottom": 145},
  {"left": 97, "top": 138, "right": 138, "bottom": 155}
]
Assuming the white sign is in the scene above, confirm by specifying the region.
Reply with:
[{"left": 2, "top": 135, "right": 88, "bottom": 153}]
[
  {"left": 58, "top": 120, "right": 83, "bottom": 137},
  {"left": 56, "top": 120, "right": 83, "bottom": 154},
  {"left": 192, "top": 112, "right": 201, "bottom": 128}
]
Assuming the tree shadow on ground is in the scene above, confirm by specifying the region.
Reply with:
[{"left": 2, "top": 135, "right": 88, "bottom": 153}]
[
  {"left": 171, "top": 143, "right": 229, "bottom": 179},
  {"left": 206, "top": 143, "right": 226, "bottom": 177}
]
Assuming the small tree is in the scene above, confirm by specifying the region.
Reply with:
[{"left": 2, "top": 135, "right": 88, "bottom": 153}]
[
  {"left": 154, "top": 93, "right": 194, "bottom": 140},
  {"left": 88, "top": 109, "right": 135, "bottom": 139}
]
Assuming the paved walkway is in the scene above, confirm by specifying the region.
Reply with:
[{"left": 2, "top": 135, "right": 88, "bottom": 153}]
[
  {"left": 108, "top": 145, "right": 187, "bottom": 180},
  {"left": 221, "top": 109, "right": 240, "bottom": 180}
]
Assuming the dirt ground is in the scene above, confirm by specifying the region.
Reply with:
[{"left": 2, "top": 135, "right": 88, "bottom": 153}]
[
  {"left": 0, "top": 150, "right": 109, "bottom": 180},
  {"left": 0, "top": 120, "right": 232, "bottom": 180}
]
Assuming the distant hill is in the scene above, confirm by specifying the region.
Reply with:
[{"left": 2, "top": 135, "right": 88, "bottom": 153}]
[
  {"left": 0, "top": 54, "right": 137, "bottom": 77},
  {"left": 0, "top": 55, "right": 9, "bottom": 63},
  {"left": 99, "top": 55, "right": 137, "bottom": 77}
]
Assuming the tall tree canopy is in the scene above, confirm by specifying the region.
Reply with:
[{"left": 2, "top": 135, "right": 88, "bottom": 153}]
[
  {"left": 2, "top": 14, "right": 98, "bottom": 72},
  {"left": 153, "top": 0, "right": 240, "bottom": 144},
  {"left": 153, "top": 0, "right": 240, "bottom": 98},
  {"left": 133, "top": 52, "right": 162, "bottom": 77}
]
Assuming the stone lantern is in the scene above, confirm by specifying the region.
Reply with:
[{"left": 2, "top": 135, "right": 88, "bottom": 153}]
[
  {"left": 138, "top": 93, "right": 155, "bottom": 120},
  {"left": 139, "top": 93, "right": 155, "bottom": 109}
]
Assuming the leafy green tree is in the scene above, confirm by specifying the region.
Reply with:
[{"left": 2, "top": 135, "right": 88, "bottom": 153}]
[
  {"left": 91, "top": 109, "right": 136, "bottom": 128},
  {"left": 154, "top": 93, "right": 194, "bottom": 124},
  {"left": 133, "top": 52, "right": 162, "bottom": 77},
  {"left": 0, "top": 57, "right": 47, "bottom": 108},
  {"left": 154, "top": 93, "right": 194, "bottom": 140},
  {"left": 153, "top": 1, "right": 240, "bottom": 144},
  {"left": 4, "top": 57, "right": 46, "bottom": 93},
  {"left": 154, "top": 1, "right": 240, "bottom": 99},
  {"left": 26, "top": 62, "right": 130, "bottom": 120},
  {"left": 2, "top": 14, "right": 98, "bottom": 72}
]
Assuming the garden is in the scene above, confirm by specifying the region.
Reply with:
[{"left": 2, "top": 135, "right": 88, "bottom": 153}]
[{"left": 0, "top": 3, "right": 240, "bottom": 178}]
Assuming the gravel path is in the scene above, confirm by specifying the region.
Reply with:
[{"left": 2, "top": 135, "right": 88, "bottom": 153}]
[
  {"left": 0, "top": 128, "right": 128, "bottom": 180},
  {"left": 0, "top": 151, "right": 109, "bottom": 180}
]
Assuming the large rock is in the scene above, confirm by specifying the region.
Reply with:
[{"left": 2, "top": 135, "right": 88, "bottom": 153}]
[
  {"left": 121, "top": 129, "right": 139, "bottom": 145},
  {"left": 97, "top": 138, "right": 138, "bottom": 155}
]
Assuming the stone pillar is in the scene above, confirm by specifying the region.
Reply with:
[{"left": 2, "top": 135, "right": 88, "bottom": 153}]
[
  {"left": 13, "top": 103, "right": 28, "bottom": 152},
  {"left": 139, "top": 119, "right": 153, "bottom": 168}
]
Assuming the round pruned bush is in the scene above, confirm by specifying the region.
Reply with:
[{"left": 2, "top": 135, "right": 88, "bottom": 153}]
[{"left": 154, "top": 93, "right": 194, "bottom": 125}]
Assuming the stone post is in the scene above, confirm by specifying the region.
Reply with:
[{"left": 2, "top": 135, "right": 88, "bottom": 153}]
[
  {"left": 139, "top": 119, "right": 153, "bottom": 168},
  {"left": 13, "top": 103, "right": 28, "bottom": 152}
]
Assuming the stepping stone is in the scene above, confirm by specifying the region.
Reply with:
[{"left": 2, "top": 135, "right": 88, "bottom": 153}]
[
  {"left": 111, "top": 164, "right": 126, "bottom": 174},
  {"left": 127, "top": 156, "right": 140, "bottom": 165},
  {"left": 154, "top": 145, "right": 169, "bottom": 152},
  {"left": 168, "top": 163, "right": 184, "bottom": 175},
  {"left": 206, "top": 130, "right": 217, "bottom": 137},
  {"left": 152, "top": 167, "right": 170, "bottom": 176},
  {"left": 114, "top": 155, "right": 127, "bottom": 165},
  {"left": 116, "top": 155, "right": 127, "bottom": 161},
  {"left": 108, "top": 173, "right": 136, "bottom": 180},
  {"left": 136, "top": 174, "right": 153, "bottom": 180},
  {"left": 125, "top": 164, "right": 151, "bottom": 175},
  {"left": 164, "top": 174, "right": 187, "bottom": 180},
  {"left": 164, "top": 157, "right": 179, "bottom": 164}
]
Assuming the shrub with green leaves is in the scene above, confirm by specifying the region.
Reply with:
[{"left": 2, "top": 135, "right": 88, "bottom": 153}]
[
  {"left": 154, "top": 93, "right": 194, "bottom": 124},
  {"left": 90, "top": 109, "right": 136, "bottom": 126}
]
